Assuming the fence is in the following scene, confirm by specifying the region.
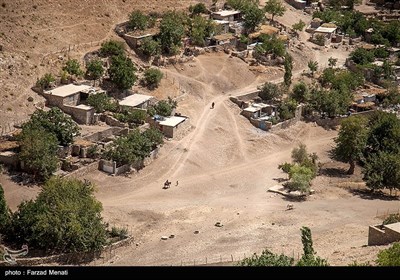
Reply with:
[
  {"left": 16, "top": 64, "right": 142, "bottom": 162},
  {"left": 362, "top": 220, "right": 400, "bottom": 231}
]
[{"left": 375, "top": 208, "right": 400, "bottom": 220}]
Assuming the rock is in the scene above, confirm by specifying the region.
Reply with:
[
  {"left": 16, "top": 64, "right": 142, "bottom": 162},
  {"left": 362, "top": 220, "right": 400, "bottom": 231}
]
[
  {"left": 215, "top": 222, "right": 223, "bottom": 227},
  {"left": 169, "top": 234, "right": 175, "bottom": 239},
  {"left": 161, "top": 236, "right": 169, "bottom": 240},
  {"left": 272, "top": 222, "right": 275, "bottom": 225},
  {"left": 194, "top": 230, "right": 199, "bottom": 234}
]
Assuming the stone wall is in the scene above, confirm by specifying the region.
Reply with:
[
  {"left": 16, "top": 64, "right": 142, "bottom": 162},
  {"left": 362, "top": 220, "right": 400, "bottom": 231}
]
[
  {"left": 368, "top": 224, "right": 400, "bottom": 246},
  {"left": 63, "top": 105, "right": 94, "bottom": 125},
  {"left": 83, "top": 127, "right": 127, "bottom": 142},
  {"left": 101, "top": 114, "right": 127, "bottom": 128},
  {"left": 63, "top": 161, "right": 99, "bottom": 178}
]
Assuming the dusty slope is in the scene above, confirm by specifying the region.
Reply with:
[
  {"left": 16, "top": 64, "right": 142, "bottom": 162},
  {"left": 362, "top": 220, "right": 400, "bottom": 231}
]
[{"left": 0, "top": 0, "right": 211, "bottom": 130}]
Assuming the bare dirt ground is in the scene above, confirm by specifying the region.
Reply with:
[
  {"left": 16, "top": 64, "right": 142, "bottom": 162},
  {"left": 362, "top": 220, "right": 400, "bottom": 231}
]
[{"left": 2, "top": 1, "right": 398, "bottom": 267}]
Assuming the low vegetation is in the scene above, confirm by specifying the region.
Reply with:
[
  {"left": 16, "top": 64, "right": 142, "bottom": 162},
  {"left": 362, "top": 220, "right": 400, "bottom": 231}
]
[
  {"left": 240, "top": 227, "right": 328, "bottom": 266},
  {"left": 86, "top": 92, "right": 118, "bottom": 113},
  {"left": 143, "top": 68, "right": 164, "bottom": 89},
  {"left": 279, "top": 144, "right": 318, "bottom": 194},
  {"left": 103, "top": 128, "right": 164, "bottom": 166}
]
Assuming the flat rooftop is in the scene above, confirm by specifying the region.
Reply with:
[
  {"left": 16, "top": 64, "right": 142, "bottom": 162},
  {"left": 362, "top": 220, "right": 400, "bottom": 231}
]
[
  {"left": 44, "top": 84, "right": 93, "bottom": 98},
  {"left": 119, "top": 94, "right": 153, "bottom": 107},
  {"left": 213, "top": 20, "right": 230, "bottom": 24},
  {"left": 314, "top": 26, "right": 337, "bottom": 33},
  {"left": 212, "top": 10, "right": 240, "bottom": 17},
  {"left": 385, "top": 222, "right": 400, "bottom": 233},
  {"left": 159, "top": 116, "right": 187, "bottom": 127}
]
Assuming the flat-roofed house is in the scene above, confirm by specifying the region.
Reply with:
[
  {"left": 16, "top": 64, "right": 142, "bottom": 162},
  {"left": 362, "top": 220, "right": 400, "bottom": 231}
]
[
  {"left": 119, "top": 93, "right": 155, "bottom": 111},
  {"left": 149, "top": 115, "right": 190, "bottom": 138},
  {"left": 211, "top": 10, "right": 241, "bottom": 22},
  {"left": 43, "top": 84, "right": 97, "bottom": 124}
]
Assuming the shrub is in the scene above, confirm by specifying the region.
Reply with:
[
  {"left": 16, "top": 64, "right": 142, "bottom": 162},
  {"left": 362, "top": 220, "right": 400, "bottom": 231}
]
[
  {"left": 36, "top": 73, "right": 55, "bottom": 90},
  {"left": 383, "top": 214, "right": 400, "bottom": 225},
  {"left": 99, "top": 40, "right": 125, "bottom": 57},
  {"left": 144, "top": 68, "right": 163, "bottom": 89}
]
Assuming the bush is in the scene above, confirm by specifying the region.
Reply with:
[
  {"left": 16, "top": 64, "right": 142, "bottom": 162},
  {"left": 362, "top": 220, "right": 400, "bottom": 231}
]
[
  {"left": 292, "top": 82, "right": 308, "bottom": 103},
  {"left": 350, "top": 48, "right": 375, "bottom": 65},
  {"left": 383, "top": 214, "right": 400, "bottom": 225},
  {"left": 128, "top": 10, "right": 149, "bottom": 30},
  {"left": 36, "top": 73, "right": 55, "bottom": 90},
  {"left": 10, "top": 177, "right": 107, "bottom": 253},
  {"left": 0, "top": 184, "right": 11, "bottom": 234},
  {"left": 86, "top": 59, "right": 104, "bottom": 81},
  {"left": 86, "top": 92, "right": 118, "bottom": 113},
  {"left": 139, "top": 38, "right": 161, "bottom": 57},
  {"left": 189, "top": 3, "right": 208, "bottom": 15},
  {"left": 114, "top": 109, "right": 147, "bottom": 125},
  {"left": 110, "top": 226, "right": 128, "bottom": 240},
  {"left": 108, "top": 55, "right": 137, "bottom": 90},
  {"left": 99, "top": 40, "right": 125, "bottom": 57},
  {"left": 151, "top": 98, "right": 177, "bottom": 117},
  {"left": 62, "top": 59, "right": 83, "bottom": 77},
  {"left": 258, "top": 82, "right": 282, "bottom": 103},
  {"left": 278, "top": 99, "right": 297, "bottom": 121},
  {"left": 376, "top": 242, "right": 400, "bottom": 266},
  {"left": 144, "top": 68, "right": 163, "bottom": 89}
]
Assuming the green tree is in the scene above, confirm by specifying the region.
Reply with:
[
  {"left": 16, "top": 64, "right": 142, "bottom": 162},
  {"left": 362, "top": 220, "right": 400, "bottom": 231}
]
[
  {"left": 144, "top": 68, "right": 164, "bottom": 89},
  {"left": 142, "top": 128, "right": 164, "bottom": 148},
  {"left": 328, "top": 57, "right": 338, "bottom": 68},
  {"left": 240, "top": 227, "right": 328, "bottom": 266},
  {"left": 152, "top": 100, "right": 174, "bottom": 117},
  {"left": 278, "top": 98, "right": 297, "bottom": 120},
  {"left": 103, "top": 129, "right": 161, "bottom": 166},
  {"left": 308, "top": 60, "right": 318, "bottom": 77},
  {"left": 114, "top": 109, "right": 147, "bottom": 125},
  {"left": 258, "top": 82, "right": 282, "bottom": 103},
  {"left": 382, "top": 60, "right": 394, "bottom": 80},
  {"left": 108, "top": 55, "right": 137, "bottom": 90},
  {"left": 367, "top": 111, "right": 400, "bottom": 154},
  {"left": 86, "top": 92, "right": 118, "bottom": 113},
  {"left": 189, "top": 15, "right": 216, "bottom": 47},
  {"left": 189, "top": 3, "right": 208, "bottom": 15},
  {"left": 264, "top": 0, "right": 286, "bottom": 22},
  {"left": 36, "top": 73, "right": 55, "bottom": 90},
  {"left": 0, "top": 184, "right": 11, "bottom": 234},
  {"left": 376, "top": 242, "right": 400, "bottom": 266},
  {"left": 284, "top": 53, "right": 293, "bottom": 87},
  {"left": 139, "top": 38, "right": 161, "bottom": 57},
  {"left": 363, "top": 151, "right": 400, "bottom": 194},
  {"left": 350, "top": 48, "right": 375, "bottom": 65},
  {"left": 62, "top": 59, "right": 83, "bottom": 77},
  {"left": 11, "top": 177, "right": 107, "bottom": 253},
  {"left": 297, "top": 226, "right": 329, "bottom": 266},
  {"left": 128, "top": 10, "right": 149, "bottom": 30},
  {"left": 291, "top": 82, "right": 308, "bottom": 103},
  {"left": 86, "top": 59, "right": 104, "bottom": 84},
  {"left": 256, "top": 34, "right": 285, "bottom": 58},
  {"left": 159, "top": 11, "right": 186, "bottom": 55},
  {"left": 331, "top": 116, "right": 368, "bottom": 174},
  {"left": 18, "top": 127, "right": 58, "bottom": 180},
  {"left": 243, "top": 4, "right": 265, "bottom": 32},
  {"left": 292, "top": 20, "right": 306, "bottom": 37},
  {"left": 23, "top": 107, "right": 80, "bottom": 146},
  {"left": 99, "top": 40, "right": 125, "bottom": 57}
]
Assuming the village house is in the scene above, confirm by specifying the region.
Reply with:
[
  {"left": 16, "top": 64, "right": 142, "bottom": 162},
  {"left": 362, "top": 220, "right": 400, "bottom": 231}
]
[
  {"left": 149, "top": 115, "right": 189, "bottom": 138},
  {"left": 368, "top": 222, "right": 400, "bottom": 246},
  {"left": 119, "top": 93, "right": 155, "bottom": 111},
  {"left": 285, "top": 0, "right": 307, "bottom": 10},
  {"left": 211, "top": 10, "right": 242, "bottom": 22},
  {"left": 213, "top": 20, "right": 230, "bottom": 34},
  {"left": 241, "top": 103, "right": 276, "bottom": 119},
  {"left": 43, "top": 84, "right": 101, "bottom": 125},
  {"left": 311, "top": 23, "right": 338, "bottom": 45}
]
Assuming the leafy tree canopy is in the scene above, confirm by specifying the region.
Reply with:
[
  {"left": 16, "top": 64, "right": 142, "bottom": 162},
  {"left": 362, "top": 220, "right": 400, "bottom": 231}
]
[
  {"left": 99, "top": 40, "right": 125, "bottom": 57},
  {"left": 10, "top": 177, "right": 107, "bottom": 253},
  {"left": 108, "top": 54, "right": 137, "bottom": 90},
  {"left": 22, "top": 107, "right": 80, "bottom": 146}
]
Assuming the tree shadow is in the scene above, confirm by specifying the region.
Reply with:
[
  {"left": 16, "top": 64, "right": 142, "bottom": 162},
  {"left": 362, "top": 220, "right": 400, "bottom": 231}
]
[
  {"left": 9, "top": 172, "right": 37, "bottom": 187},
  {"left": 273, "top": 177, "right": 289, "bottom": 183},
  {"left": 319, "top": 167, "right": 349, "bottom": 178},
  {"left": 281, "top": 195, "right": 307, "bottom": 202},
  {"left": 347, "top": 188, "right": 399, "bottom": 201}
]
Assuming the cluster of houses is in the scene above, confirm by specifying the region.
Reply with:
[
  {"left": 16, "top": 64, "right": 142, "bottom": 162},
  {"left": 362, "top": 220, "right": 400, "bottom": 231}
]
[
  {"left": 41, "top": 83, "right": 188, "bottom": 139},
  {"left": 120, "top": 8, "right": 289, "bottom": 55}
]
